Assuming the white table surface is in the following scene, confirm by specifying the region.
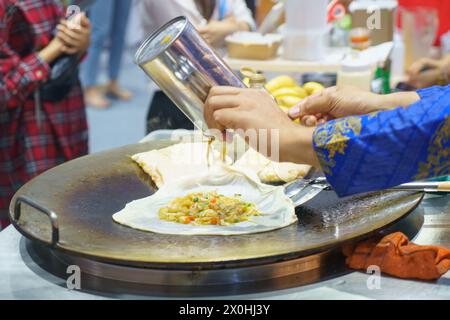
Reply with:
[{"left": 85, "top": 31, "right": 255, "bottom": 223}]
[
  {"left": 224, "top": 47, "right": 347, "bottom": 74},
  {"left": 1, "top": 194, "right": 449, "bottom": 300}
]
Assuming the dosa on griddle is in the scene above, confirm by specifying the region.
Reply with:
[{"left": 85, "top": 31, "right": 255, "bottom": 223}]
[{"left": 113, "top": 165, "right": 297, "bottom": 235}]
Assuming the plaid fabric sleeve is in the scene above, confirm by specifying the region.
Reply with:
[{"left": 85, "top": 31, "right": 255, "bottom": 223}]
[
  {"left": 313, "top": 85, "right": 450, "bottom": 197},
  {"left": 0, "top": 218, "right": 9, "bottom": 231},
  {"left": 0, "top": 5, "right": 50, "bottom": 109}
]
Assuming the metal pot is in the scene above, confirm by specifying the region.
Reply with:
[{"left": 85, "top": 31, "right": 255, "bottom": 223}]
[{"left": 135, "top": 16, "right": 245, "bottom": 131}]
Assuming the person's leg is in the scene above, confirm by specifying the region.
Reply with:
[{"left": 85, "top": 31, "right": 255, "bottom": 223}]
[
  {"left": 106, "top": 0, "right": 133, "bottom": 100},
  {"left": 80, "top": 0, "right": 114, "bottom": 108}
]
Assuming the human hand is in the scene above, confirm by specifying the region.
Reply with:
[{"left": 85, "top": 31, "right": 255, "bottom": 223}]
[
  {"left": 55, "top": 13, "right": 91, "bottom": 55},
  {"left": 198, "top": 18, "right": 248, "bottom": 47},
  {"left": 204, "top": 86, "right": 318, "bottom": 165},
  {"left": 198, "top": 20, "right": 234, "bottom": 47},
  {"left": 407, "top": 57, "right": 450, "bottom": 88},
  {"left": 38, "top": 37, "right": 65, "bottom": 63},
  {"left": 288, "top": 86, "right": 420, "bottom": 126}
]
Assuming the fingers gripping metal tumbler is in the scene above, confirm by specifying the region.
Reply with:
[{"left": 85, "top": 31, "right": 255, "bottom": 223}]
[{"left": 135, "top": 16, "right": 246, "bottom": 132}]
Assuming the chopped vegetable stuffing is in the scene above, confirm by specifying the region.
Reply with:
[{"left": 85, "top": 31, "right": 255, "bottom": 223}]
[{"left": 158, "top": 191, "right": 260, "bottom": 226}]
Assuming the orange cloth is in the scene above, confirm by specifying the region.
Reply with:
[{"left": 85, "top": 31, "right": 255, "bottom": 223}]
[{"left": 343, "top": 232, "right": 450, "bottom": 280}]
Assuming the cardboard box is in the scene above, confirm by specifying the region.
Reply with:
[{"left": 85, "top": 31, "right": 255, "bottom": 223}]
[
  {"left": 226, "top": 32, "right": 282, "bottom": 60},
  {"left": 350, "top": 0, "right": 397, "bottom": 46}
]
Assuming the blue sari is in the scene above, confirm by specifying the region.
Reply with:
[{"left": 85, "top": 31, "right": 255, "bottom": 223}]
[{"left": 313, "top": 85, "right": 450, "bottom": 197}]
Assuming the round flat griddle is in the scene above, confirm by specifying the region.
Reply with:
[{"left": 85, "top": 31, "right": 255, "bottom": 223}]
[{"left": 10, "top": 141, "right": 424, "bottom": 272}]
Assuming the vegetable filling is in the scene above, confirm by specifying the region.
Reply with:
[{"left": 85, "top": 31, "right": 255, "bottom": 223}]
[{"left": 158, "top": 191, "right": 260, "bottom": 226}]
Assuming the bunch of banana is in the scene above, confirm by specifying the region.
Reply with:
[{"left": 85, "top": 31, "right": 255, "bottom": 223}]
[{"left": 264, "top": 76, "right": 325, "bottom": 115}]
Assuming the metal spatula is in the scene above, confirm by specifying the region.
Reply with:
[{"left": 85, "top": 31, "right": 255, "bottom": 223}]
[
  {"left": 285, "top": 177, "right": 331, "bottom": 207},
  {"left": 285, "top": 178, "right": 450, "bottom": 207}
]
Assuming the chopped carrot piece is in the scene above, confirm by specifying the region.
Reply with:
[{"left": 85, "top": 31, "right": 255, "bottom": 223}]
[{"left": 183, "top": 217, "right": 193, "bottom": 224}]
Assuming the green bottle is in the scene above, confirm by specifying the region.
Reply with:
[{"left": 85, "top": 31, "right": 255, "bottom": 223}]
[{"left": 372, "top": 59, "right": 391, "bottom": 94}]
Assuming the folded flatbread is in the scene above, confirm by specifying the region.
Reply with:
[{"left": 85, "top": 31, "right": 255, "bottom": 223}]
[
  {"left": 132, "top": 142, "right": 229, "bottom": 188},
  {"left": 132, "top": 142, "right": 310, "bottom": 187},
  {"left": 234, "top": 147, "right": 311, "bottom": 183}
]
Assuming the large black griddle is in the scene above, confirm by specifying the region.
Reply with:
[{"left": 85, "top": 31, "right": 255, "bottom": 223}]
[{"left": 9, "top": 140, "right": 424, "bottom": 295}]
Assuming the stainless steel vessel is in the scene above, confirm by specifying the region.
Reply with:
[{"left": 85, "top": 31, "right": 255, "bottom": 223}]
[{"left": 135, "top": 16, "right": 245, "bottom": 131}]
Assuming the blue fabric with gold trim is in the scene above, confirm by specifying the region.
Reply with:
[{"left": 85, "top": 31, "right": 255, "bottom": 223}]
[{"left": 313, "top": 85, "right": 450, "bottom": 197}]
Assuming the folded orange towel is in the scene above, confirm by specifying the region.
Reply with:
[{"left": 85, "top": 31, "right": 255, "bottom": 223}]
[{"left": 343, "top": 232, "right": 450, "bottom": 280}]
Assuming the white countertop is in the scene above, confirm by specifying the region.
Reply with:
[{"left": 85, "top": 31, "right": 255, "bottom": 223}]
[{"left": 1, "top": 194, "right": 449, "bottom": 300}]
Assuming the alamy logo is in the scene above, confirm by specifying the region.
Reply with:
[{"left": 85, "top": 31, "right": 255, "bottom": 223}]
[
  {"left": 66, "top": 265, "right": 81, "bottom": 290},
  {"left": 366, "top": 265, "right": 381, "bottom": 290},
  {"left": 366, "top": 6, "right": 382, "bottom": 30},
  {"left": 66, "top": 5, "right": 82, "bottom": 30}
]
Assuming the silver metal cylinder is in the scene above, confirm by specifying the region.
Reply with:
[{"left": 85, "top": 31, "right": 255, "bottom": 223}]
[{"left": 135, "top": 16, "right": 245, "bottom": 131}]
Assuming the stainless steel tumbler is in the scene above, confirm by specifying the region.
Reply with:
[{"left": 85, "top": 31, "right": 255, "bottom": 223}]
[{"left": 135, "top": 16, "right": 245, "bottom": 131}]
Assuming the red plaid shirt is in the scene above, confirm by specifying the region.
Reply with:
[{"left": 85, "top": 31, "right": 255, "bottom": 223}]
[{"left": 0, "top": 0, "right": 88, "bottom": 224}]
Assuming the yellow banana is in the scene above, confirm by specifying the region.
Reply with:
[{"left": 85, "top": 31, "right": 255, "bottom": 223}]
[
  {"left": 292, "top": 86, "right": 308, "bottom": 98},
  {"left": 266, "top": 75, "right": 297, "bottom": 93},
  {"left": 273, "top": 86, "right": 307, "bottom": 99},
  {"left": 277, "top": 95, "right": 302, "bottom": 108},
  {"left": 303, "top": 82, "right": 325, "bottom": 96}
]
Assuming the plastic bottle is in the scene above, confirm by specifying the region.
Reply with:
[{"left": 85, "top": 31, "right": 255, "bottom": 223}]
[
  {"left": 240, "top": 67, "right": 267, "bottom": 89},
  {"left": 391, "top": 31, "right": 405, "bottom": 80},
  {"left": 337, "top": 56, "right": 373, "bottom": 91},
  {"left": 372, "top": 60, "right": 391, "bottom": 94},
  {"left": 248, "top": 73, "right": 267, "bottom": 89}
]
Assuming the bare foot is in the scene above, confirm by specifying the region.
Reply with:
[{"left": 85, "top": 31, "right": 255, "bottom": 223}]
[
  {"left": 85, "top": 87, "right": 110, "bottom": 109},
  {"left": 106, "top": 81, "right": 133, "bottom": 100}
]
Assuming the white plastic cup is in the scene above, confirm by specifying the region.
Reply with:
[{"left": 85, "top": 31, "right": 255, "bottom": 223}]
[
  {"left": 284, "top": 0, "right": 328, "bottom": 32},
  {"left": 282, "top": 28, "right": 328, "bottom": 61},
  {"left": 337, "top": 57, "right": 373, "bottom": 92}
]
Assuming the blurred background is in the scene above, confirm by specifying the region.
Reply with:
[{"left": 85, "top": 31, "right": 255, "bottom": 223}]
[
  {"left": 85, "top": 0, "right": 257, "bottom": 153},
  {"left": 84, "top": 0, "right": 449, "bottom": 153}
]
